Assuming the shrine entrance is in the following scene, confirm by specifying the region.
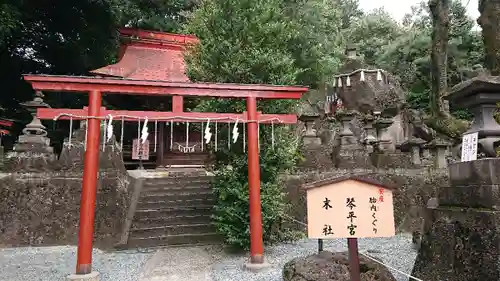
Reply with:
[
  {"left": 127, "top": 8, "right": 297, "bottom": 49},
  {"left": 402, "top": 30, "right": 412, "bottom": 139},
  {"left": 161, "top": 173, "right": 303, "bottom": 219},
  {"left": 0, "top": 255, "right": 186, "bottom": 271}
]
[
  {"left": 23, "top": 28, "right": 308, "bottom": 275},
  {"left": 159, "top": 121, "right": 210, "bottom": 167}
]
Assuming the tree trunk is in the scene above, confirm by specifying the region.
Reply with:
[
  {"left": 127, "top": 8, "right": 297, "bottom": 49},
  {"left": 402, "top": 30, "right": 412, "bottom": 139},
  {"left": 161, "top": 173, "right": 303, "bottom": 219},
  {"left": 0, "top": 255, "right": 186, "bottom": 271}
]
[
  {"left": 478, "top": 0, "right": 500, "bottom": 75},
  {"left": 429, "top": 0, "right": 450, "bottom": 117}
]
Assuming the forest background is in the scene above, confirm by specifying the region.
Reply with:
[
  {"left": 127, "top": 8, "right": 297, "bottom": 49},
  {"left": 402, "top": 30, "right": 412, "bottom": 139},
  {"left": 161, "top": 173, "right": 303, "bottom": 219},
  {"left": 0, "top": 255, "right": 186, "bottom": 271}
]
[{"left": 0, "top": 0, "right": 493, "bottom": 248}]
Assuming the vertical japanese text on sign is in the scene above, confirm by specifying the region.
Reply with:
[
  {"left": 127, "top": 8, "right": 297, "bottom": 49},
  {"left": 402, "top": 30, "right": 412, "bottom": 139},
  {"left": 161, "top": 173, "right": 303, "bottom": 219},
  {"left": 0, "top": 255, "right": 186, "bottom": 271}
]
[
  {"left": 305, "top": 177, "right": 396, "bottom": 239},
  {"left": 369, "top": 197, "right": 378, "bottom": 234},
  {"left": 322, "top": 197, "right": 334, "bottom": 236},
  {"left": 346, "top": 197, "right": 357, "bottom": 236},
  {"left": 378, "top": 188, "right": 384, "bottom": 203}
]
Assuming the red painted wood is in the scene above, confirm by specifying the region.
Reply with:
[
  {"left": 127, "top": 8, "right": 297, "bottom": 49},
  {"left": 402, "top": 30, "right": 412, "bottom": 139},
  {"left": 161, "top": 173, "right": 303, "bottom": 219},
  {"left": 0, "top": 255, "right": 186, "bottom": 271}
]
[
  {"left": 172, "top": 96, "right": 184, "bottom": 112},
  {"left": 37, "top": 108, "right": 298, "bottom": 124},
  {"left": 76, "top": 90, "right": 102, "bottom": 274},
  {"left": 23, "top": 75, "right": 308, "bottom": 99},
  {"left": 118, "top": 27, "right": 199, "bottom": 45},
  {"left": 0, "top": 120, "right": 14, "bottom": 127},
  {"left": 246, "top": 96, "right": 264, "bottom": 264}
]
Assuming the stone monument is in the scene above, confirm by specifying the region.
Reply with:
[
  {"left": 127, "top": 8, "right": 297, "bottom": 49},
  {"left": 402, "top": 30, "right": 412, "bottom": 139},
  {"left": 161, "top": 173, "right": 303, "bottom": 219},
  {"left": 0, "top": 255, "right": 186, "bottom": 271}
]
[
  {"left": 4, "top": 91, "right": 56, "bottom": 172},
  {"left": 411, "top": 75, "right": 500, "bottom": 281}
]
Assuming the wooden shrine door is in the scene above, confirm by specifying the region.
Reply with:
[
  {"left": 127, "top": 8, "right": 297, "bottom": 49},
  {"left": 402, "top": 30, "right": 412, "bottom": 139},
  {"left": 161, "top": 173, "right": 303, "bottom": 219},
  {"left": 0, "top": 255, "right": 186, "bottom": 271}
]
[{"left": 157, "top": 122, "right": 211, "bottom": 167}]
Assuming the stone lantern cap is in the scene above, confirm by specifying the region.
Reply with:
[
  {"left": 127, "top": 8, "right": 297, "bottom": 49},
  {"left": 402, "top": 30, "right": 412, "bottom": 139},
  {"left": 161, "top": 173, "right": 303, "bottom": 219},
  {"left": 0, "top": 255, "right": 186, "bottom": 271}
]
[
  {"left": 446, "top": 75, "right": 500, "bottom": 146},
  {"left": 298, "top": 102, "right": 320, "bottom": 122},
  {"left": 398, "top": 138, "right": 426, "bottom": 152},
  {"left": 446, "top": 75, "right": 500, "bottom": 108},
  {"left": 424, "top": 139, "right": 451, "bottom": 148}
]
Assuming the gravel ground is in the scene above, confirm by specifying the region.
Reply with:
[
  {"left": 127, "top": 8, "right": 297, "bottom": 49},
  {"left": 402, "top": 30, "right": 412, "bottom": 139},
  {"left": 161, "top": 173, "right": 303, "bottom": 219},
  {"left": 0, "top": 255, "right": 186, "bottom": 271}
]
[
  {"left": 0, "top": 234, "right": 416, "bottom": 281},
  {"left": 0, "top": 246, "right": 153, "bottom": 281},
  {"left": 212, "top": 234, "right": 417, "bottom": 281}
]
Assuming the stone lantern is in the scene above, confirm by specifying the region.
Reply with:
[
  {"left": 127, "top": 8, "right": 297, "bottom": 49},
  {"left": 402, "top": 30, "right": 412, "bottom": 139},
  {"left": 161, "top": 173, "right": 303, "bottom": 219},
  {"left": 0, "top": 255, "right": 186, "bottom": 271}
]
[
  {"left": 373, "top": 116, "right": 394, "bottom": 151},
  {"left": 298, "top": 102, "right": 321, "bottom": 147},
  {"left": 412, "top": 75, "right": 500, "bottom": 281},
  {"left": 445, "top": 76, "right": 500, "bottom": 157},
  {"left": 5, "top": 91, "right": 55, "bottom": 171}
]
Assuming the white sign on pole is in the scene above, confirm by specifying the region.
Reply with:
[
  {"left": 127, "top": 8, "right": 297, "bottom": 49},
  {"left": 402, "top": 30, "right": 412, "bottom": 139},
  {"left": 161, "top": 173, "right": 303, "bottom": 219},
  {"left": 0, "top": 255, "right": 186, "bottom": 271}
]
[{"left": 461, "top": 132, "right": 478, "bottom": 162}]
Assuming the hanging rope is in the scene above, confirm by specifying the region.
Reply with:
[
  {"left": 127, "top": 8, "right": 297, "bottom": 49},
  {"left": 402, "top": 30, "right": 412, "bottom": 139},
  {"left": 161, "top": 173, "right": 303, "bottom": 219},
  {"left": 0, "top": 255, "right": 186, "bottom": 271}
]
[
  {"left": 154, "top": 120, "right": 158, "bottom": 153},
  {"left": 84, "top": 121, "right": 88, "bottom": 151},
  {"left": 201, "top": 122, "right": 204, "bottom": 152},
  {"left": 136, "top": 117, "right": 141, "bottom": 159},
  {"left": 169, "top": 121, "right": 173, "bottom": 150},
  {"left": 102, "top": 116, "right": 107, "bottom": 152},
  {"left": 215, "top": 121, "right": 218, "bottom": 151},
  {"left": 120, "top": 116, "right": 125, "bottom": 151},
  {"left": 68, "top": 117, "right": 73, "bottom": 147},
  {"left": 243, "top": 122, "right": 246, "bottom": 151},
  {"left": 52, "top": 113, "right": 285, "bottom": 124},
  {"left": 271, "top": 120, "right": 275, "bottom": 150},
  {"left": 259, "top": 123, "right": 262, "bottom": 148},
  {"left": 228, "top": 122, "right": 231, "bottom": 149},
  {"left": 185, "top": 122, "right": 189, "bottom": 147}
]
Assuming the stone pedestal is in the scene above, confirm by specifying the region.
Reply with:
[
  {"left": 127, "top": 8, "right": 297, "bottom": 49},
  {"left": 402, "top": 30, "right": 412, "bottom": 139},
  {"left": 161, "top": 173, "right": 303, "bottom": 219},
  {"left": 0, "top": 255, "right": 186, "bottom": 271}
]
[
  {"left": 5, "top": 92, "right": 56, "bottom": 172},
  {"left": 427, "top": 139, "right": 450, "bottom": 169},
  {"left": 67, "top": 272, "right": 100, "bottom": 281},
  {"left": 299, "top": 114, "right": 322, "bottom": 149},
  {"left": 374, "top": 117, "right": 394, "bottom": 152},
  {"left": 412, "top": 158, "right": 500, "bottom": 281},
  {"left": 398, "top": 138, "right": 426, "bottom": 165},
  {"left": 59, "top": 122, "right": 126, "bottom": 176},
  {"left": 336, "top": 111, "right": 356, "bottom": 146},
  {"left": 302, "top": 136, "right": 322, "bottom": 147}
]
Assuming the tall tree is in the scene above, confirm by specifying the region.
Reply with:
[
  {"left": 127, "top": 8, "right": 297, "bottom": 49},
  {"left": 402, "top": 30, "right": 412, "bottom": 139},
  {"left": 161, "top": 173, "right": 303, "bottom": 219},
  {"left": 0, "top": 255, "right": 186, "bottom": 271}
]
[
  {"left": 429, "top": 0, "right": 451, "bottom": 117},
  {"left": 477, "top": 0, "right": 500, "bottom": 75}
]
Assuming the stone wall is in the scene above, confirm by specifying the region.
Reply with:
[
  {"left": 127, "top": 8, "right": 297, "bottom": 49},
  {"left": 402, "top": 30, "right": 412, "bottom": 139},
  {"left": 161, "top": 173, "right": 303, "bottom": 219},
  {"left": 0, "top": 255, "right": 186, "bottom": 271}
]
[
  {"left": 0, "top": 130, "right": 131, "bottom": 249},
  {"left": 287, "top": 114, "right": 450, "bottom": 235},
  {"left": 284, "top": 168, "right": 448, "bottom": 234},
  {"left": 0, "top": 171, "right": 129, "bottom": 248}
]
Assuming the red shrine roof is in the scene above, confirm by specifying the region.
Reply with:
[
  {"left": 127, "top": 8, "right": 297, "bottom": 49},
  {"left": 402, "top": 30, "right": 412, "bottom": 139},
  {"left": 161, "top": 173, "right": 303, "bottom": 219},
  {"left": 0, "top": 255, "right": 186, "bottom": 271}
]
[
  {"left": 90, "top": 28, "right": 199, "bottom": 82},
  {"left": 23, "top": 28, "right": 309, "bottom": 99}
]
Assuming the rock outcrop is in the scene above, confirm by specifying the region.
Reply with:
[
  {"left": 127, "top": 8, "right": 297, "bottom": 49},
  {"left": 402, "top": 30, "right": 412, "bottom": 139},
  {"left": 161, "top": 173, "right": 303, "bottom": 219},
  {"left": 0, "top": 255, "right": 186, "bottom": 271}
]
[{"left": 283, "top": 251, "right": 396, "bottom": 281}]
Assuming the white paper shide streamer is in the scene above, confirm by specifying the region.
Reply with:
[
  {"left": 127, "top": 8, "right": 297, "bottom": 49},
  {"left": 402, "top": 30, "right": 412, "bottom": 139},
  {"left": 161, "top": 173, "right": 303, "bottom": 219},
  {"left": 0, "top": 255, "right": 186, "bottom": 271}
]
[
  {"left": 232, "top": 119, "right": 239, "bottom": 143},
  {"left": 141, "top": 117, "right": 149, "bottom": 144},
  {"left": 204, "top": 120, "right": 212, "bottom": 144},
  {"left": 106, "top": 115, "right": 114, "bottom": 142}
]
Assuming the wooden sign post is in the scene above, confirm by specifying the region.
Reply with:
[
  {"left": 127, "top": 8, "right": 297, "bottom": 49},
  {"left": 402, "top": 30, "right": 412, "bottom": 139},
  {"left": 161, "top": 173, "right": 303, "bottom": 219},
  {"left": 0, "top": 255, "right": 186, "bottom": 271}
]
[
  {"left": 304, "top": 175, "right": 396, "bottom": 281},
  {"left": 132, "top": 139, "right": 149, "bottom": 169}
]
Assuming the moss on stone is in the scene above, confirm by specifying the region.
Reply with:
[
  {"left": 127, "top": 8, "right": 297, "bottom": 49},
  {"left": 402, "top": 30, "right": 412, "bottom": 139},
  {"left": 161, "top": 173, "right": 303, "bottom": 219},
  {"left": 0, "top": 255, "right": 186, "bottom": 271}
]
[{"left": 424, "top": 115, "right": 469, "bottom": 140}]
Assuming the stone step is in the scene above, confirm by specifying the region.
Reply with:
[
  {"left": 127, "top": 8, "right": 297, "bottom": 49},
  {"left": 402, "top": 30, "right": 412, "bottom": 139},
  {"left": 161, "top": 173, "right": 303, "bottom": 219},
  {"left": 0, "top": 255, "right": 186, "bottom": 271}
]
[
  {"left": 137, "top": 197, "right": 216, "bottom": 209},
  {"left": 127, "top": 232, "right": 221, "bottom": 248},
  {"left": 141, "top": 185, "right": 212, "bottom": 196},
  {"left": 130, "top": 223, "right": 215, "bottom": 238},
  {"left": 133, "top": 205, "right": 213, "bottom": 220},
  {"left": 139, "top": 189, "right": 214, "bottom": 201},
  {"left": 132, "top": 214, "right": 212, "bottom": 228},
  {"left": 142, "top": 176, "right": 213, "bottom": 186}
]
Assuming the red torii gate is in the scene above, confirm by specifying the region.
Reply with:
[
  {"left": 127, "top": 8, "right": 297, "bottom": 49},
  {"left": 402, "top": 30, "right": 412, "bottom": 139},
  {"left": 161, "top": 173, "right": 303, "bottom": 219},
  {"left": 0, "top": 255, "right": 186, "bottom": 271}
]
[
  {"left": 22, "top": 28, "right": 308, "bottom": 276},
  {"left": 23, "top": 74, "right": 308, "bottom": 274}
]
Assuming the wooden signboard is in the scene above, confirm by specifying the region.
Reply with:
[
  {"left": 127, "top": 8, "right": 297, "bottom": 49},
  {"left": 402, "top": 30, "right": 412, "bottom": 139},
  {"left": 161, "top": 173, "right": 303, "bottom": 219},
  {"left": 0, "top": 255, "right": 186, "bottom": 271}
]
[
  {"left": 132, "top": 139, "right": 150, "bottom": 160},
  {"left": 305, "top": 176, "right": 395, "bottom": 239}
]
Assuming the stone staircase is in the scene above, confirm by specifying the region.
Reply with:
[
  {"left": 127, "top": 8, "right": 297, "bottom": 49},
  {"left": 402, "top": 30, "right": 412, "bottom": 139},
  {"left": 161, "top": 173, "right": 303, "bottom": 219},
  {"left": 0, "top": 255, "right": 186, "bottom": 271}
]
[{"left": 127, "top": 168, "right": 220, "bottom": 248}]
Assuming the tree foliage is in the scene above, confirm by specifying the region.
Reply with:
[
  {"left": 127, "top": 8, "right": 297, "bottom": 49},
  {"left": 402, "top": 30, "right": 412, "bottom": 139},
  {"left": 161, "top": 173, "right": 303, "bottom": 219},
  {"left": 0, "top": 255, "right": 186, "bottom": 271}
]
[{"left": 184, "top": 0, "right": 315, "bottom": 249}]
